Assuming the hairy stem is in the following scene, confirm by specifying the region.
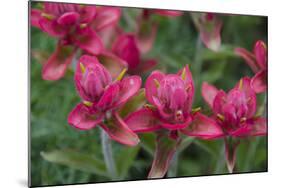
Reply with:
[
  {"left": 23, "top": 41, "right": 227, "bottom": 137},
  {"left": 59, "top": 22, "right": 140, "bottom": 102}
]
[
  {"left": 101, "top": 129, "right": 117, "bottom": 180},
  {"left": 224, "top": 137, "right": 240, "bottom": 173}
]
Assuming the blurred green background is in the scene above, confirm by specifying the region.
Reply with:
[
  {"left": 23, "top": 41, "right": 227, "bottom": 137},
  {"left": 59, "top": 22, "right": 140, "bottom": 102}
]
[{"left": 30, "top": 3, "right": 267, "bottom": 187}]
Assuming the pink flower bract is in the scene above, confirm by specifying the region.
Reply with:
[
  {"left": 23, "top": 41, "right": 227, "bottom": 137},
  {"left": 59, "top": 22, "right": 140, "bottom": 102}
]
[
  {"left": 112, "top": 33, "right": 158, "bottom": 74},
  {"left": 31, "top": 3, "right": 121, "bottom": 80},
  {"left": 68, "top": 55, "right": 142, "bottom": 146},
  {"left": 126, "top": 65, "right": 223, "bottom": 139},
  {"left": 125, "top": 65, "right": 224, "bottom": 178},
  {"left": 235, "top": 40, "right": 267, "bottom": 93},
  {"left": 202, "top": 77, "right": 267, "bottom": 172},
  {"left": 202, "top": 77, "right": 267, "bottom": 137},
  {"left": 192, "top": 13, "right": 223, "bottom": 51}
]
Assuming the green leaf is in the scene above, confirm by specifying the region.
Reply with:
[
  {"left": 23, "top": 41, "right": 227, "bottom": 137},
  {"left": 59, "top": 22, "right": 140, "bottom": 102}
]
[
  {"left": 140, "top": 133, "right": 156, "bottom": 156},
  {"left": 201, "top": 45, "right": 237, "bottom": 61},
  {"left": 115, "top": 146, "right": 140, "bottom": 179},
  {"left": 119, "top": 89, "right": 146, "bottom": 118},
  {"left": 178, "top": 137, "right": 194, "bottom": 153},
  {"left": 193, "top": 139, "right": 222, "bottom": 158},
  {"left": 41, "top": 149, "right": 108, "bottom": 177},
  {"left": 202, "top": 60, "right": 227, "bottom": 83}
]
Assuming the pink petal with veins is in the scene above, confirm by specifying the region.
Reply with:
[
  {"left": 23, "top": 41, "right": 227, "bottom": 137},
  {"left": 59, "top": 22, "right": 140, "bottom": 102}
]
[
  {"left": 125, "top": 108, "right": 161, "bottom": 133},
  {"left": 68, "top": 103, "right": 103, "bottom": 130}
]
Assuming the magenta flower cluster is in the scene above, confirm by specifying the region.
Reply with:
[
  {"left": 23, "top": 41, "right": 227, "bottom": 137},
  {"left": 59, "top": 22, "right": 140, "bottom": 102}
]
[{"left": 31, "top": 2, "right": 267, "bottom": 178}]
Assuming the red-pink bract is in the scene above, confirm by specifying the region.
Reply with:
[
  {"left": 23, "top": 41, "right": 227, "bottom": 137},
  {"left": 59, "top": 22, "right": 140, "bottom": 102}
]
[
  {"left": 126, "top": 65, "right": 223, "bottom": 139},
  {"left": 68, "top": 55, "right": 142, "bottom": 146},
  {"left": 192, "top": 13, "right": 222, "bottom": 51},
  {"left": 202, "top": 77, "right": 267, "bottom": 172},
  {"left": 112, "top": 34, "right": 141, "bottom": 70},
  {"left": 235, "top": 40, "right": 267, "bottom": 93},
  {"left": 31, "top": 3, "right": 121, "bottom": 80},
  {"left": 125, "top": 65, "right": 224, "bottom": 178},
  {"left": 202, "top": 77, "right": 266, "bottom": 137},
  {"left": 111, "top": 33, "right": 157, "bottom": 74}
]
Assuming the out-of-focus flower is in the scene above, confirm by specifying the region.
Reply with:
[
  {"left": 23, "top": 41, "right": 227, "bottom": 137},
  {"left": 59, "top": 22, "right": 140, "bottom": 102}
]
[
  {"left": 202, "top": 77, "right": 267, "bottom": 172},
  {"left": 112, "top": 34, "right": 140, "bottom": 70},
  {"left": 111, "top": 33, "right": 158, "bottom": 74},
  {"left": 191, "top": 13, "right": 223, "bottom": 51},
  {"left": 31, "top": 3, "right": 121, "bottom": 80},
  {"left": 135, "top": 9, "right": 182, "bottom": 54},
  {"left": 125, "top": 65, "right": 223, "bottom": 178},
  {"left": 108, "top": 9, "right": 183, "bottom": 75},
  {"left": 143, "top": 9, "right": 183, "bottom": 18},
  {"left": 235, "top": 40, "right": 267, "bottom": 93},
  {"left": 68, "top": 55, "right": 142, "bottom": 146},
  {"left": 93, "top": 6, "right": 122, "bottom": 47}
]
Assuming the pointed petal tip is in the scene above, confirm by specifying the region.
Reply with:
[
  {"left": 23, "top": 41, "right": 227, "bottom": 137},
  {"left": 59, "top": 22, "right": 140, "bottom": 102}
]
[
  {"left": 125, "top": 108, "right": 161, "bottom": 133},
  {"left": 201, "top": 82, "right": 219, "bottom": 108},
  {"left": 251, "top": 70, "right": 267, "bottom": 93},
  {"left": 101, "top": 112, "right": 140, "bottom": 146},
  {"left": 181, "top": 113, "right": 224, "bottom": 140},
  {"left": 42, "top": 45, "right": 75, "bottom": 81},
  {"left": 68, "top": 103, "right": 102, "bottom": 130}
]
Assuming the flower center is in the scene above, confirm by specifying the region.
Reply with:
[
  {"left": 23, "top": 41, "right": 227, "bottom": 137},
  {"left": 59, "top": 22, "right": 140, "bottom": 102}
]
[
  {"left": 81, "top": 63, "right": 112, "bottom": 102},
  {"left": 158, "top": 75, "right": 187, "bottom": 112}
]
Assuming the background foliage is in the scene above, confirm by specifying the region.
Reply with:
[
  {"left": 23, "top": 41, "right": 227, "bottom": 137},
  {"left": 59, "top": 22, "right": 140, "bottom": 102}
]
[{"left": 30, "top": 3, "right": 267, "bottom": 187}]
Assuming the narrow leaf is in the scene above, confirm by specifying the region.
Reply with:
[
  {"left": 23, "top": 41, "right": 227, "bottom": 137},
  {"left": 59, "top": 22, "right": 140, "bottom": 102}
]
[
  {"left": 140, "top": 133, "right": 157, "bottom": 156},
  {"left": 41, "top": 149, "right": 108, "bottom": 177},
  {"left": 115, "top": 146, "right": 140, "bottom": 178},
  {"left": 119, "top": 89, "right": 146, "bottom": 118},
  {"left": 178, "top": 137, "right": 194, "bottom": 153}
]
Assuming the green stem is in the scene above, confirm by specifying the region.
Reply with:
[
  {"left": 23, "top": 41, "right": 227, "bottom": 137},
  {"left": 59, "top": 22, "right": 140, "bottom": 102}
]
[
  {"left": 256, "top": 93, "right": 267, "bottom": 116},
  {"left": 243, "top": 138, "right": 260, "bottom": 171},
  {"left": 123, "top": 9, "right": 137, "bottom": 31},
  {"left": 194, "top": 35, "right": 204, "bottom": 75},
  {"left": 193, "top": 36, "right": 204, "bottom": 105},
  {"left": 224, "top": 137, "right": 240, "bottom": 173},
  {"left": 167, "top": 150, "right": 179, "bottom": 177},
  {"left": 101, "top": 129, "right": 117, "bottom": 180},
  {"left": 214, "top": 144, "right": 226, "bottom": 174}
]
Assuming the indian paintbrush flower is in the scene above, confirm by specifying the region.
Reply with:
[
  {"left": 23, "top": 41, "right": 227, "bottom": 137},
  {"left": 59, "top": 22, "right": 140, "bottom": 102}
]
[
  {"left": 125, "top": 65, "right": 224, "bottom": 178},
  {"left": 202, "top": 77, "right": 267, "bottom": 172},
  {"left": 111, "top": 33, "right": 157, "bottom": 74},
  {"left": 68, "top": 55, "right": 142, "bottom": 146},
  {"left": 142, "top": 9, "right": 183, "bottom": 18},
  {"left": 107, "top": 9, "right": 183, "bottom": 74},
  {"left": 136, "top": 9, "right": 182, "bottom": 54},
  {"left": 31, "top": 2, "right": 121, "bottom": 80},
  {"left": 235, "top": 40, "right": 267, "bottom": 93},
  {"left": 191, "top": 13, "right": 223, "bottom": 51}
]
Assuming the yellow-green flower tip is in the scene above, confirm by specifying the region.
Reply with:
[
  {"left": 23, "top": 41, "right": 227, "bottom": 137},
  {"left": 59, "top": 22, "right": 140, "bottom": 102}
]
[
  {"left": 116, "top": 68, "right": 127, "bottom": 81},
  {"left": 80, "top": 62, "right": 86, "bottom": 74},
  {"left": 83, "top": 101, "right": 93, "bottom": 107}
]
